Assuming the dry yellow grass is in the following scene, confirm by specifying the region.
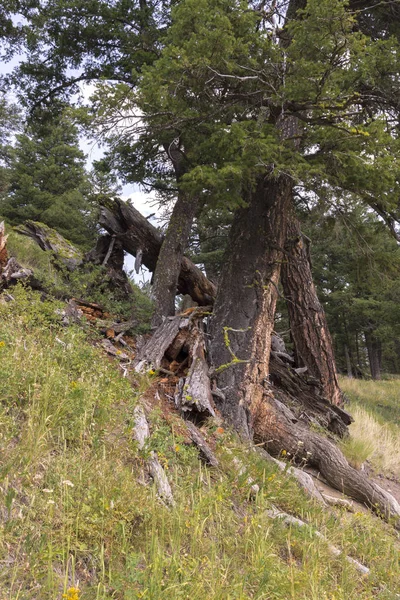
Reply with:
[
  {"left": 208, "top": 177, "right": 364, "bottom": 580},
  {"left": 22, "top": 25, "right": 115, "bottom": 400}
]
[{"left": 340, "top": 378, "right": 400, "bottom": 477}]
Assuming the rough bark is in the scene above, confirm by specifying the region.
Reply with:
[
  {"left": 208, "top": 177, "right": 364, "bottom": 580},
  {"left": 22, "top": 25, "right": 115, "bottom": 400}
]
[
  {"left": 209, "top": 174, "right": 293, "bottom": 438},
  {"left": 281, "top": 212, "right": 343, "bottom": 406},
  {"left": 151, "top": 190, "right": 199, "bottom": 325},
  {"left": 99, "top": 198, "right": 216, "bottom": 306},
  {"left": 135, "top": 313, "right": 400, "bottom": 527},
  {"left": 251, "top": 392, "right": 400, "bottom": 527},
  {"left": 269, "top": 355, "right": 353, "bottom": 438},
  {"left": 151, "top": 143, "right": 200, "bottom": 325}
]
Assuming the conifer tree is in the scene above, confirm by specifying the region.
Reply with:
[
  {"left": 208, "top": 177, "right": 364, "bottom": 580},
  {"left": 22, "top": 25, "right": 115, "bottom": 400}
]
[{"left": 0, "top": 110, "right": 97, "bottom": 249}]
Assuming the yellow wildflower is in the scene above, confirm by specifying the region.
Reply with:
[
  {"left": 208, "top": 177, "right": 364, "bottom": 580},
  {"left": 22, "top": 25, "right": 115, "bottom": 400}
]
[
  {"left": 62, "top": 587, "right": 80, "bottom": 600},
  {"left": 0, "top": 341, "right": 5, "bottom": 347}
]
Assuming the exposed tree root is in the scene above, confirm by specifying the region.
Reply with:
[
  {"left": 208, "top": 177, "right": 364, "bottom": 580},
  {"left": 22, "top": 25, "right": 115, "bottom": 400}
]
[
  {"left": 266, "top": 506, "right": 370, "bottom": 575},
  {"left": 252, "top": 392, "right": 400, "bottom": 528}
]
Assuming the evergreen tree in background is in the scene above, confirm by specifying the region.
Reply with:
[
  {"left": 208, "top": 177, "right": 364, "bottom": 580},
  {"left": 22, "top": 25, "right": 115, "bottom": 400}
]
[
  {"left": 303, "top": 202, "right": 400, "bottom": 379},
  {"left": 0, "top": 93, "right": 19, "bottom": 195},
  {"left": 0, "top": 110, "right": 98, "bottom": 249}
]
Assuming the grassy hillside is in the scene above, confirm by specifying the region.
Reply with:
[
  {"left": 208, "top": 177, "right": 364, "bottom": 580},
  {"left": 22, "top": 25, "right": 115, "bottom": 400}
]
[{"left": 0, "top": 287, "right": 399, "bottom": 599}]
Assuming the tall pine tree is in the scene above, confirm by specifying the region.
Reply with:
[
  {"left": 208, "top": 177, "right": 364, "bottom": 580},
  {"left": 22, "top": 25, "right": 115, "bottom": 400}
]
[{"left": 0, "top": 110, "right": 97, "bottom": 249}]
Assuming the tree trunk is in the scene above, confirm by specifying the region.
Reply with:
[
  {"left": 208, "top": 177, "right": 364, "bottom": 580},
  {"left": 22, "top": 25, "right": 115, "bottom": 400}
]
[
  {"left": 135, "top": 310, "right": 400, "bottom": 528},
  {"left": 99, "top": 198, "right": 216, "bottom": 306},
  {"left": 281, "top": 212, "right": 343, "bottom": 406},
  {"left": 344, "top": 344, "right": 353, "bottom": 378},
  {"left": 151, "top": 190, "right": 198, "bottom": 326},
  {"left": 365, "top": 330, "right": 382, "bottom": 380},
  {"left": 150, "top": 143, "right": 200, "bottom": 326},
  {"left": 209, "top": 174, "right": 293, "bottom": 438}
]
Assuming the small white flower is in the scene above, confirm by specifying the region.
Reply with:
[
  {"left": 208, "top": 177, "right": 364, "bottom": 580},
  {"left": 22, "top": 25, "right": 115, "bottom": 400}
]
[
  {"left": 47, "top": 500, "right": 55, "bottom": 505},
  {"left": 62, "top": 480, "right": 74, "bottom": 487},
  {"left": 42, "top": 488, "right": 54, "bottom": 493}
]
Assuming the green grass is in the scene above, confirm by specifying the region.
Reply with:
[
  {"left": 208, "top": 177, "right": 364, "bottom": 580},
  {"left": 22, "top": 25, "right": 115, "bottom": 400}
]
[{"left": 0, "top": 289, "right": 399, "bottom": 599}]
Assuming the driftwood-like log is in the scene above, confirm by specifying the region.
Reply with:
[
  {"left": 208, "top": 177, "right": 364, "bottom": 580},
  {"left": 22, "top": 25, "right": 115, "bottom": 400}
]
[
  {"left": 252, "top": 393, "right": 400, "bottom": 527},
  {"left": 99, "top": 198, "right": 217, "bottom": 305},
  {"left": 266, "top": 506, "right": 370, "bottom": 575},
  {"left": 133, "top": 406, "right": 175, "bottom": 506}
]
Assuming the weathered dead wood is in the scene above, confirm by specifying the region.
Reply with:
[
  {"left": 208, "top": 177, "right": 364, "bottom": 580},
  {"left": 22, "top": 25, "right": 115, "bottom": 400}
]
[
  {"left": 99, "top": 198, "right": 217, "bottom": 306},
  {"left": 175, "top": 333, "right": 216, "bottom": 420},
  {"left": 281, "top": 212, "right": 344, "bottom": 406},
  {"left": 269, "top": 355, "right": 352, "bottom": 438},
  {"left": 256, "top": 447, "right": 326, "bottom": 505},
  {"left": 266, "top": 506, "right": 370, "bottom": 575},
  {"left": 1, "top": 257, "right": 33, "bottom": 286},
  {"left": 101, "top": 339, "right": 129, "bottom": 361},
  {"left": 135, "top": 315, "right": 186, "bottom": 371},
  {"left": 0, "top": 225, "right": 36, "bottom": 290},
  {"left": 251, "top": 392, "right": 400, "bottom": 527},
  {"left": 0, "top": 222, "right": 8, "bottom": 268},
  {"left": 133, "top": 406, "right": 175, "bottom": 506},
  {"left": 132, "top": 309, "right": 399, "bottom": 529},
  {"left": 185, "top": 421, "right": 219, "bottom": 467}
]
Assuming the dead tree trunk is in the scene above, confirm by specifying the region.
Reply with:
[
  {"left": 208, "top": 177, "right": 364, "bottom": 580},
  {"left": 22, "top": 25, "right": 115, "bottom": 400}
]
[
  {"left": 281, "top": 212, "right": 343, "bottom": 406},
  {"left": 209, "top": 174, "right": 293, "bottom": 438},
  {"left": 99, "top": 198, "right": 216, "bottom": 306},
  {"left": 151, "top": 191, "right": 198, "bottom": 325}
]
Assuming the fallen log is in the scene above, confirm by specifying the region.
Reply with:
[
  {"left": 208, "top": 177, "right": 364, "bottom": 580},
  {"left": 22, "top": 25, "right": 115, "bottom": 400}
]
[
  {"left": 252, "top": 392, "right": 400, "bottom": 528},
  {"left": 99, "top": 197, "right": 217, "bottom": 305}
]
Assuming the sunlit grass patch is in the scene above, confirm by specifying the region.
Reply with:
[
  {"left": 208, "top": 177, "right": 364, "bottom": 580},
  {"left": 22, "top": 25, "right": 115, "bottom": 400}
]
[{"left": 340, "top": 377, "right": 400, "bottom": 477}]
